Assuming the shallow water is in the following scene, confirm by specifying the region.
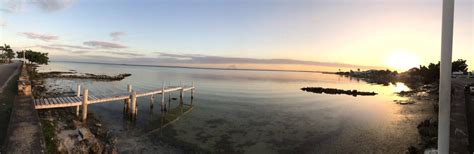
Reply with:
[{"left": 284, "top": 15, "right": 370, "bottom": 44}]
[{"left": 39, "top": 62, "right": 432, "bottom": 153}]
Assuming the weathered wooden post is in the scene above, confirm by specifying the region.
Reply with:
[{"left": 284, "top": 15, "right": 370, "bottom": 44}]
[
  {"left": 124, "top": 84, "right": 132, "bottom": 114},
  {"left": 76, "top": 84, "right": 81, "bottom": 117},
  {"left": 180, "top": 90, "right": 184, "bottom": 106},
  {"left": 179, "top": 81, "right": 183, "bottom": 102},
  {"left": 81, "top": 89, "right": 89, "bottom": 121},
  {"left": 150, "top": 94, "right": 154, "bottom": 109},
  {"left": 168, "top": 82, "right": 171, "bottom": 103},
  {"left": 130, "top": 90, "right": 137, "bottom": 119},
  {"left": 191, "top": 81, "right": 195, "bottom": 100},
  {"left": 161, "top": 82, "right": 165, "bottom": 112}
]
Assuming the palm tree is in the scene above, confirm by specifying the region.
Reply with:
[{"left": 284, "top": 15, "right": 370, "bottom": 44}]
[
  {"left": 0, "top": 44, "right": 5, "bottom": 63},
  {"left": 0, "top": 44, "right": 14, "bottom": 63}
]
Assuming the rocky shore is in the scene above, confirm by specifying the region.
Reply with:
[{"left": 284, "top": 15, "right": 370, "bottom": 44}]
[
  {"left": 396, "top": 84, "right": 439, "bottom": 153},
  {"left": 26, "top": 64, "right": 119, "bottom": 153},
  {"left": 301, "top": 87, "right": 377, "bottom": 96},
  {"left": 38, "top": 71, "right": 131, "bottom": 81}
]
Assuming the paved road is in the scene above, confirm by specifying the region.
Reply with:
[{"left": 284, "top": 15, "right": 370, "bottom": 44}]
[{"left": 0, "top": 62, "right": 21, "bottom": 92}]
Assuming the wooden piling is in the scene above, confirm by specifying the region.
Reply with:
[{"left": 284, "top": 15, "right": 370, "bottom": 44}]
[
  {"left": 179, "top": 82, "right": 183, "bottom": 100},
  {"left": 130, "top": 90, "right": 137, "bottom": 119},
  {"left": 161, "top": 82, "right": 165, "bottom": 112},
  {"left": 180, "top": 88, "right": 184, "bottom": 106},
  {"left": 150, "top": 94, "right": 154, "bottom": 109},
  {"left": 81, "top": 89, "right": 89, "bottom": 121},
  {"left": 76, "top": 84, "right": 81, "bottom": 117},
  {"left": 125, "top": 84, "right": 132, "bottom": 113},
  {"left": 191, "top": 81, "right": 195, "bottom": 99}
]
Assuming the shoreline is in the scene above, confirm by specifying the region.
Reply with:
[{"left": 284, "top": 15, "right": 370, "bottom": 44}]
[
  {"left": 52, "top": 60, "right": 331, "bottom": 74},
  {"left": 32, "top": 62, "right": 440, "bottom": 152},
  {"left": 27, "top": 64, "right": 118, "bottom": 153}
]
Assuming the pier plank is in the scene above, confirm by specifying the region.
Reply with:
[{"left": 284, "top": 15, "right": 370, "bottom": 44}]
[{"left": 34, "top": 86, "right": 195, "bottom": 109}]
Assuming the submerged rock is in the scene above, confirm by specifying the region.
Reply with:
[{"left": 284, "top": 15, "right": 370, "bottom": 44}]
[
  {"left": 39, "top": 71, "right": 132, "bottom": 81},
  {"left": 301, "top": 87, "right": 377, "bottom": 96}
]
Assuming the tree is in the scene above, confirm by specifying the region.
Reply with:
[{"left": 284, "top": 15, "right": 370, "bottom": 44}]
[
  {"left": 0, "top": 44, "right": 14, "bottom": 63},
  {"left": 21, "top": 49, "right": 49, "bottom": 65},
  {"left": 452, "top": 59, "right": 468, "bottom": 73}
]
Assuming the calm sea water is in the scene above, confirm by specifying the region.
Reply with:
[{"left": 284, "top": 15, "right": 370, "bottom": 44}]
[{"left": 39, "top": 61, "right": 432, "bottom": 153}]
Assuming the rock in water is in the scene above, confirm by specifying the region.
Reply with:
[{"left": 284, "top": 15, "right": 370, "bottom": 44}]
[{"left": 301, "top": 87, "right": 377, "bottom": 96}]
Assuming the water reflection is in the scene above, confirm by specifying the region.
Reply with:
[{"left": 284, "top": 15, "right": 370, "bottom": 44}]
[
  {"left": 393, "top": 82, "right": 410, "bottom": 93},
  {"left": 39, "top": 62, "right": 429, "bottom": 153}
]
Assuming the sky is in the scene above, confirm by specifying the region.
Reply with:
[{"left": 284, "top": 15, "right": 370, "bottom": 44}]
[{"left": 0, "top": 0, "right": 472, "bottom": 72}]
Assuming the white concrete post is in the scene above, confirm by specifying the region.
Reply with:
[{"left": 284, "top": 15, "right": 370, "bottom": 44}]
[
  {"left": 82, "top": 89, "right": 89, "bottom": 121},
  {"left": 76, "top": 84, "right": 81, "bottom": 117},
  {"left": 438, "top": 0, "right": 455, "bottom": 153}
]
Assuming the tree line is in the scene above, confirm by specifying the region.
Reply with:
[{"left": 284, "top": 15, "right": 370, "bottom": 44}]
[
  {"left": 405, "top": 59, "right": 468, "bottom": 84},
  {"left": 0, "top": 44, "right": 49, "bottom": 65}
]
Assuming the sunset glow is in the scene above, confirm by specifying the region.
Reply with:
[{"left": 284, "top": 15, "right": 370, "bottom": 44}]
[{"left": 386, "top": 51, "right": 421, "bottom": 71}]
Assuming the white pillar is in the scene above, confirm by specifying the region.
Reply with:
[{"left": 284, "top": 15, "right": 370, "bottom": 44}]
[
  {"left": 76, "top": 84, "right": 81, "bottom": 117},
  {"left": 438, "top": 0, "right": 455, "bottom": 153}
]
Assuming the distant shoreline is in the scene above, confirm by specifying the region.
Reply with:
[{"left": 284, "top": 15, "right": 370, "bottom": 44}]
[{"left": 51, "top": 60, "right": 332, "bottom": 74}]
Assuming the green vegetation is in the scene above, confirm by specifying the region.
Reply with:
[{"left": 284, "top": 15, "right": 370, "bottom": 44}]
[
  {"left": 41, "top": 119, "right": 57, "bottom": 154},
  {"left": 0, "top": 44, "right": 15, "bottom": 63},
  {"left": 403, "top": 59, "right": 469, "bottom": 84},
  {"left": 336, "top": 69, "right": 398, "bottom": 85},
  {"left": 337, "top": 59, "right": 469, "bottom": 87},
  {"left": 17, "top": 49, "right": 49, "bottom": 65}
]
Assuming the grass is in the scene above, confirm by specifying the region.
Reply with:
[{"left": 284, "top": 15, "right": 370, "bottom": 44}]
[
  {"left": 0, "top": 73, "right": 19, "bottom": 150},
  {"left": 40, "top": 119, "right": 57, "bottom": 154}
]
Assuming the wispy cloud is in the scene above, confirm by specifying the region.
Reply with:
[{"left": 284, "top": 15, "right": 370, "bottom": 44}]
[
  {"left": 105, "top": 51, "right": 144, "bottom": 57},
  {"left": 110, "top": 31, "right": 126, "bottom": 41},
  {"left": 36, "top": 0, "right": 74, "bottom": 12},
  {"left": 71, "top": 50, "right": 90, "bottom": 54},
  {"left": 0, "top": 20, "right": 6, "bottom": 27},
  {"left": 37, "top": 45, "right": 68, "bottom": 51},
  {"left": 1, "top": 0, "right": 74, "bottom": 13},
  {"left": 50, "top": 44, "right": 92, "bottom": 50},
  {"left": 0, "top": 0, "right": 25, "bottom": 13},
  {"left": 20, "top": 32, "right": 59, "bottom": 41},
  {"left": 154, "top": 52, "right": 372, "bottom": 68},
  {"left": 83, "top": 41, "right": 127, "bottom": 49}
]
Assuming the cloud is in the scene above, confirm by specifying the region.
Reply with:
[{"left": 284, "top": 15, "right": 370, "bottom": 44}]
[
  {"left": 21, "top": 32, "right": 59, "bottom": 41},
  {"left": 0, "top": 0, "right": 25, "bottom": 13},
  {"left": 105, "top": 51, "right": 144, "bottom": 57},
  {"left": 0, "top": 20, "right": 6, "bottom": 27},
  {"left": 36, "top": 0, "right": 74, "bottom": 12},
  {"left": 1, "top": 0, "right": 74, "bottom": 13},
  {"left": 50, "top": 44, "right": 92, "bottom": 50},
  {"left": 37, "top": 45, "right": 68, "bottom": 51},
  {"left": 83, "top": 41, "right": 127, "bottom": 49},
  {"left": 154, "top": 52, "right": 373, "bottom": 68},
  {"left": 71, "top": 50, "right": 90, "bottom": 54},
  {"left": 110, "top": 31, "right": 126, "bottom": 41}
]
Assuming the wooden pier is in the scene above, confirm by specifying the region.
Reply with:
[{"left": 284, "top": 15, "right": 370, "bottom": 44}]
[{"left": 33, "top": 82, "right": 195, "bottom": 121}]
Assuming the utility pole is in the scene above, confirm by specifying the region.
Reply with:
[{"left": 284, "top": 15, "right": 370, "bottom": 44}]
[{"left": 438, "top": 0, "right": 455, "bottom": 153}]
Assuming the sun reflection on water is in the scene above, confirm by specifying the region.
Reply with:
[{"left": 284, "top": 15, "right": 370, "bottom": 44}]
[{"left": 393, "top": 82, "right": 410, "bottom": 93}]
